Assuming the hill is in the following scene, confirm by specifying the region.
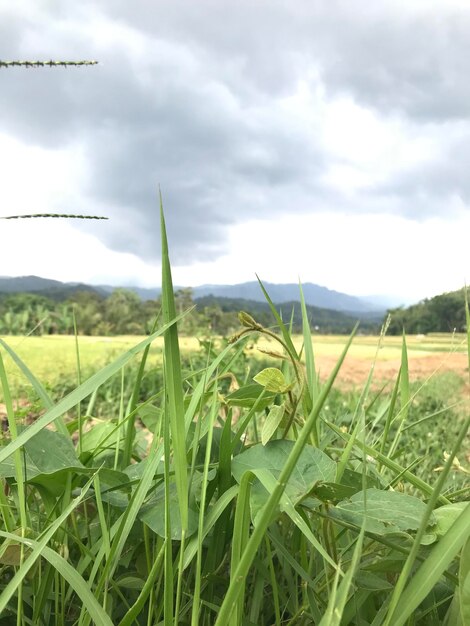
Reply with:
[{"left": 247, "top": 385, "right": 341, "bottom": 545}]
[
  {"left": 0, "top": 276, "right": 107, "bottom": 300},
  {"left": 1, "top": 275, "right": 387, "bottom": 313},
  {"left": 191, "top": 281, "right": 381, "bottom": 312},
  {"left": 387, "top": 287, "right": 469, "bottom": 334},
  {"left": 195, "top": 295, "right": 382, "bottom": 334}
]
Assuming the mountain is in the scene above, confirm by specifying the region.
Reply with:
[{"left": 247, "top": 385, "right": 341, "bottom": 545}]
[
  {"left": 190, "top": 281, "right": 381, "bottom": 312},
  {"left": 0, "top": 275, "right": 388, "bottom": 313},
  {"left": 98, "top": 284, "right": 161, "bottom": 300},
  {"left": 0, "top": 276, "right": 65, "bottom": 293},
  {"left": 101, "top": 280, "right": 386, "bottom": 312},
  {"left": 0, "top": 276, "right": 107, "bottom": 301},
  {"left": 195, "top": 295, "right": 382, "bottom": 333}
]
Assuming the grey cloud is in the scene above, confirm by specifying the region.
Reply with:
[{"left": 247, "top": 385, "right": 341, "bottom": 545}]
[
  {"left": 1, "top": 1, "right": 470, "bottom": 265},
  {"left": 87, "top": 1, "right": 470, "bottom": 121}
]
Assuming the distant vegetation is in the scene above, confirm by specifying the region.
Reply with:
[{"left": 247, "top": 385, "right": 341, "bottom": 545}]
[
  {"left": 387, "top": 287, "right": 469, "bottom": 334},
  {"left": 1, "top": 284, "right": 469, "bottom": 337},
  {"left": 0, "top": 288, "right": 381, "bottom": 336}
]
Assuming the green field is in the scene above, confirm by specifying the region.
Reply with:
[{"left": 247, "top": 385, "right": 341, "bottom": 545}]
[
  {"left": 1, "top": 318, "right": 469, "bottom": 624},
  {"left": 1, "top": 331, "right": 467, "bottom": 392}
]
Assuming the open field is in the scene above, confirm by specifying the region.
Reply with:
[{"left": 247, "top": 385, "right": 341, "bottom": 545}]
[
  {"left": 1, "top": 332, "right": 468, "bottom": 393},
  {"left": 0, "top": 213, "right": 469, "bottom": 625}
]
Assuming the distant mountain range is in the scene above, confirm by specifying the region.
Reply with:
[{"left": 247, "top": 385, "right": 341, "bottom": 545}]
[
  {"left": 0, "top": 275, "right": 403, "bottom": 313},
  {"left": 99, "top": 281, "right": 395, "bottom": 313}
]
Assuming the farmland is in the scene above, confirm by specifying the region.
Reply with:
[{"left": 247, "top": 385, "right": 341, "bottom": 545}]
[
  {"left": 0, "top": 269, "right": 469, "bottom": 625},
  {"left": 1, "top": 331, "right": 467, "bottom": 396}
]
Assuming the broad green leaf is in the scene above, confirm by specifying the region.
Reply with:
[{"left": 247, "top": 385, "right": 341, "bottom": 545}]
[
  {"left": 232, "top": 440, "right": 336, "bottom": 520},
  {"left": 0, "top": 428, "right": 84, "bottom": 495},
  {"left": 138, "top": 404, "right": 163, "bottom": 431},
  {"left": 253, "top": 367, "right": 287, "bottom": 393},
  {"left": 309, "top": 482, "right": 360, "bottom": 502},
  {"left": 193, "top": 425, "right": 244, "bottom": 465},
  {"left": 0, "top": 427, "right": 128, "bottom": 497},
  {"left": 342, "top": 466, "right": 385, "bottom": 490},
  {"left": 0, "top": 528, "right": 35, "bottom": 566},
  {"left": 261, "top": 404, "right": 285, "bottom": 445},
  {"left": 115, "top": 576, "right": 145, "bottom": 590},
  {"left": 124, "top": 457, "right": 165, "bottom": 481},
  {"left": 139, "top": 493, "right": 199, "bottom": 540},
  {"left": 80, "top": 421, "right": 122, "bottom": 454},
  {"left": 309, "top": 468, "right": 382, "bottom": 503},
  {"left": 434, "top": 502, "right": 469, "bottom": 537},
  {"left": 138, "top": 473, "right": 208, "bottom": 539},
  {"left": 225, "top": 383, "right": 276, "bottom": 410},
  {"left": 21, "top": 426, "right": 83, "bottom": 473},
  {"left": 332, "top": 488, "right": 434, "bottom": 535},
  {"left": 215, "top": 325, "right": 357, "bottom": 626},
  {"left": 182, "top": 485, "right": 240, "bottom": 569},
  {"left": 355, "top": 570, "right": 393, "bottom": 591}
]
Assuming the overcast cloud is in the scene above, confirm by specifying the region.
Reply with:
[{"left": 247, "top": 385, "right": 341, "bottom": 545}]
[{"left": 0, "top": 0, "right": 469, "bottom": 299}]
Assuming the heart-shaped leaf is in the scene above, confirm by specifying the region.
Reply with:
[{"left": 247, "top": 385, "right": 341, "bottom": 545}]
[{"left": 331, "top": 488, "right": 435, "bottom": 535}]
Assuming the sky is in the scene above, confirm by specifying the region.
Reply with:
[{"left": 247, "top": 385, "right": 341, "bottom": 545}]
[{"left": 1, "top": 0, "right": 469, "bottom": 304}]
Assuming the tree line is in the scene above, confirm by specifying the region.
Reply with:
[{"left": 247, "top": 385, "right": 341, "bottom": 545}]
[
  {"left": 0, "top": 288, "right": 380, "bottom": 336},
  {"left": 0, "top": 288, "right": 242, "bottom": 337},
  {"left": 5, "top": 286, "right": 467, "bottom": 337},
  {"left": 386, "top": 287, "right": 469, "bottom": 334}
]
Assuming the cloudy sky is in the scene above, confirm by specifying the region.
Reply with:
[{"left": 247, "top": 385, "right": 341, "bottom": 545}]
[{"left": 1, "top": 0, "right": 469, "bottom": 304}]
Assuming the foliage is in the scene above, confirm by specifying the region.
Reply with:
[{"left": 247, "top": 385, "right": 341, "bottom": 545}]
[
  {"left": 0, "top": 212, "right": 468, "bottom": 625},
  {"left": 387, "top": 288, "right": 470, "bottom": 334},
  {"left": 197, "top": 294, "right": 381, "bottom": 334},
  {"left": 0, "top": 288, "right": 383, "bottom": 338}
]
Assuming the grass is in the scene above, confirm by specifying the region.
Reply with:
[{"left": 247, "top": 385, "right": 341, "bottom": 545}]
[
  {"left": 0, "top": 208, "right": 468, "bottom": 625},
  {"left": 1, "top": 331, "right": 466, "bottom": 397}
]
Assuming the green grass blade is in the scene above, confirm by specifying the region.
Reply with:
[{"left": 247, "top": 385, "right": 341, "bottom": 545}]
[
  {"left": 117, "top": 541, "right": 165, "bottom": 626},
  {"left": 384, "top": 412, "right": 470, "bottom": 625},
  {"left": 229, "top": 471, "right": 253, "bottom": 626},
  {"left": 0, "top": 475, "right": 95, "bottom": 616},
  {"left": 123, "top": 315, "right": 160, "bottom": 467},
  {"left": 0, "top": 351, "right": 27, "bottom": 528},
  {"left": 459, "top": 537, "right": 470, "bottom": 625},
  {"left": 299, "top": 281, "right": 318, "bottom": 406},
  {"left": 318, "top": 527, "right": 365, "bottom": 626},
  {"left": 465, "top": 285, "right": 470, "bottom": 383},
  {"left": 160, "top": 195, "right": 188, "bottom": 536},
  {"left": 324, "top": 420, "right": 451, "bottom": 505},
  {"left": 214, "top": 326, "right": 357, "bottom": 625},
  {"left": 388, "top": 332, "right": 410, "bottom": 458},
  {"left": 0, "top": 339, "right": 69, "bottom": 437},
  {"left": 0, "top": 312, "right": 188, "bottom": 464},
  {"left": 191, "top": 383, "right": 218, "bottom": 626},
  {"left": 389, "top": 502, "right": 470, "bottom": 626},
  {"left": 20, "top": 538, "right": 113, "bottom": 626},
  {"left": 256, "top": 274, "right": 299, "bottom": 362},
  {"left": 182, "top": 485, "right": 239, "bottom": 568}
]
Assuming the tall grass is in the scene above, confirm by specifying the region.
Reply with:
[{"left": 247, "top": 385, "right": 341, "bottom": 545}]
[{"left": 0, "top": 208, "right": 468, "bottom": 625}]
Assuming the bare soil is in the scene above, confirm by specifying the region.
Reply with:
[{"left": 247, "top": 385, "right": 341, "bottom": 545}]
[{"left": 315, "top": 352, "right": 469, "bottom": 388}]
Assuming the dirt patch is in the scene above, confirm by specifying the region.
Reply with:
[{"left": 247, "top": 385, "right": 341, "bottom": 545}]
[{"left": 315, "top": 352, "right": 469, "bottom": 388}]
